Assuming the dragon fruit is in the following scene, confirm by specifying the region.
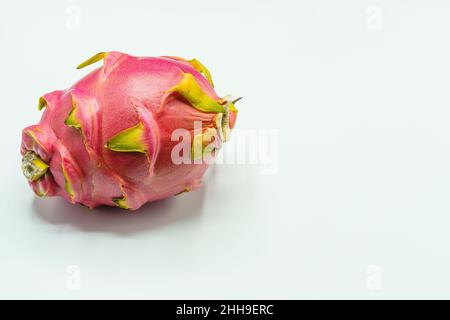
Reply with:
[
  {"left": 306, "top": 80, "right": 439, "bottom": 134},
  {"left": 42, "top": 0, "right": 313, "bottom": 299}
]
[{"left": 21, "top": 52, "right": 238, "bottom": 210}]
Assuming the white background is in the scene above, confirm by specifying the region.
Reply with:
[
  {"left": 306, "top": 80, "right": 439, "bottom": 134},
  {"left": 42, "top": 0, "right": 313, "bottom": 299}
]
[{"left": 1, "top": 0, "right": 450, "bottom": 299}]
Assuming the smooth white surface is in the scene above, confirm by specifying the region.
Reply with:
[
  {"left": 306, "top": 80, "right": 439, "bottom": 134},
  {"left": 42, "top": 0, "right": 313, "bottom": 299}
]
[{"left": 1, "top": 0, "right": 450, "bottom": 299}]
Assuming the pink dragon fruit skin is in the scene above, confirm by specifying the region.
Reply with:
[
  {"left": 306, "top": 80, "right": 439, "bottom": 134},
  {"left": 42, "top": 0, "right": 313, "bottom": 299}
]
[{"left": 21, "top": 52, "right": 238, "bottom": 210}]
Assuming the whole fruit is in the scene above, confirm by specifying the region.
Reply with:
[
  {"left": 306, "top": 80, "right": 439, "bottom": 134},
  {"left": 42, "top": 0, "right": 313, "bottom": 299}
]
[{"left": 21, "top": 52, "right": 238, "bottom": 210}]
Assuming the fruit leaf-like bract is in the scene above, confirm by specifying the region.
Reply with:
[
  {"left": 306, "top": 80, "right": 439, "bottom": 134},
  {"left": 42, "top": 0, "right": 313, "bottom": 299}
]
[{"left": 21, "top": 52, "right": 238, "bottom": 210}]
